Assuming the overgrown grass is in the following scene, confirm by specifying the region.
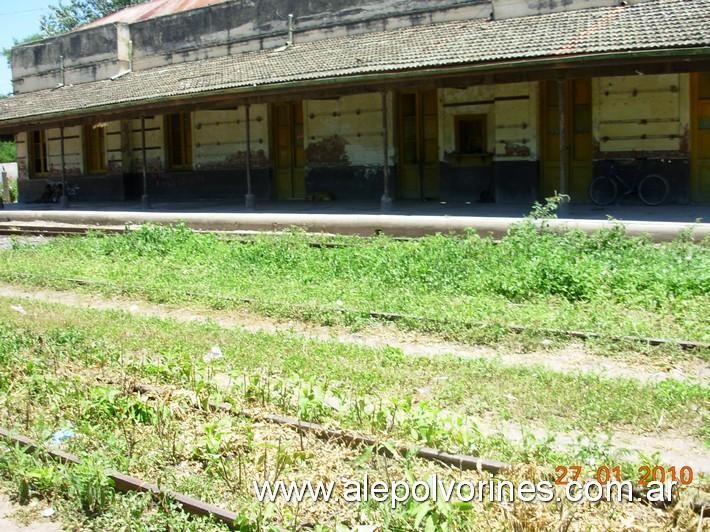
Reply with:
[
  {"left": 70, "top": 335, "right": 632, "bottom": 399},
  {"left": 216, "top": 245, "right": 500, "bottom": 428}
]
[
  {"left": 0, "top": 223, "right": 708, "bottom": 527},
  {"left": 0, "top": 223, "right": 707, "bottom": 350},
  {"left": 0, "top": 299, "right": 707, "bottom": 529},
  {"left": 0, "top": 299, "right": 705, "bottom": 451}
]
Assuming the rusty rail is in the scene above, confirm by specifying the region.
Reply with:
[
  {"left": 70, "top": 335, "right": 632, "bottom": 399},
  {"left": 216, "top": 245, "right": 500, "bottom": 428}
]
[
  {"left": 0, "top": 427, "right": 238, "bottom": 528},
  {"left": 129, "top": 383, "right": 708, "bottom": 515},
  {"left": 3, "top": 270, "right": 706, "bottom": 352}
]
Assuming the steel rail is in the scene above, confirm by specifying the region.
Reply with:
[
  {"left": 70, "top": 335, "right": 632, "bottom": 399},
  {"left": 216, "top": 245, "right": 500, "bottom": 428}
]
[
  {"left": 128, "top": 382, "right": 709, "bottom": 515},
  {"left": 0, "top": 427, "right": 238, "bottom": 528},
  {"left": 1, "top": 269, "right": 707, "bottom": 351}
]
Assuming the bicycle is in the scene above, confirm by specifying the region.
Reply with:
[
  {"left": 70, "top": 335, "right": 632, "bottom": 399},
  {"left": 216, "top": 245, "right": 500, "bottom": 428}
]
[{"left": 588, "top": 161, "right": 669, "bottom": 206}]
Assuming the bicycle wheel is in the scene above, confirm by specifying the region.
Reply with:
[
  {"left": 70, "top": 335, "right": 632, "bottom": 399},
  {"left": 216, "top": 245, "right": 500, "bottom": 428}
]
[
  {"left": 638, "top": 174, "right": 669, "bottom": 206},
  {"left": 588, "top": 176, "right": 618, "bottom": 206}
]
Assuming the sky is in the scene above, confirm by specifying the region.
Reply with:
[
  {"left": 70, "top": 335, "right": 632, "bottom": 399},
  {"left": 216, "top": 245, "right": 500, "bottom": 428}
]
[{"left": 0, "top": 0, "right": 54, "bottom": 95}]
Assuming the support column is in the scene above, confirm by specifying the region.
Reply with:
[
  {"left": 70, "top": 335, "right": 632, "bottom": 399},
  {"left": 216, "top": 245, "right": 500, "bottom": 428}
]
[
  {"left": 557, "top": 78, "right": 570, "bottom": 215},
  {"left": 59, "top": 125, "right": 69, "bottom": 209},
  {"left": 244, "top": 103, "right": 256, "bottom": 210},
  {"left": 140, "top": 116, "right": 150, "bottom": 209},
  {"left": 0, "top": 168, "right": 7, "bottom": 209},
  {"left": 380, "top": 90, "right": 393, "bottom": 212}
]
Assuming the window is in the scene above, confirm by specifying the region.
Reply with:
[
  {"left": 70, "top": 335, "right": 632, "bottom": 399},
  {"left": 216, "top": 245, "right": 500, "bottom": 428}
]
[
  {"left": 700, "top": 72, "right": 710, "bottom": 100},
  {"left": 455, "top": 115, "right": 487, "bottom": 155},
  {"left": 165, "top": 113, "right": 193, "bottom": 170},
  {"left": 84, "top": 124, "right": 106, "bottom": 174},
  {"left": 28, "top": 129, "right": 48, "bottom": 177}
]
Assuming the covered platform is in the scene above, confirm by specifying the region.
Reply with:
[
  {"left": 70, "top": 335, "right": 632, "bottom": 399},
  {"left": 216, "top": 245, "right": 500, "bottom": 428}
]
[
  {"left": 1, "top": 201, "right": 708, "bottom": 242},
  {"left": 1, "top": 200, "right": 708, "bottom": 224}
]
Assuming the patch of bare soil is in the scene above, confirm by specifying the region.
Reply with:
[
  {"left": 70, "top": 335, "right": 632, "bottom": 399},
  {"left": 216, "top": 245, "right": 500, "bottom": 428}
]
[
  {"left": 475, "top": 416, "right": 710, "bottom": 475},
  {"left": 0, "top": 493, "right": 61, "bottom": 532},
  {"left": 0, "top": 283, "right": 706, "bottom": 385}
]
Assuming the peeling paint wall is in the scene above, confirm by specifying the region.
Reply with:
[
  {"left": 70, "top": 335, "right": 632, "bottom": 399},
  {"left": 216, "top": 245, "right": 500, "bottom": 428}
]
[
  {"left": 492, "top": 0, "right": 649, "bottom": 19},
  {"left": 193, "top": 106, "right": 269, "bottom": 170},
  {"left": 131, "top": 115, "right": 164, "bottom": 171},
  {"left": 594, "top": 73, "right": 690, "bottom": 157},
  {"left": 15, "top": 132, "right": 28, "bottom": 180},
  {"left": 304, "top": 92, "right": 392, "bottom": 167},
  {"left": 12, "top": 24, "right": 131, "bottom": 94},
  {"left": 493, "top": 82, "right": 538, "bottom": 161},
  {"left": 105, "top": 120, "right": 123, "bottom": 175},
  {"left": 440, "top": 85, "right": 496, "bottom": 160},
  {"left": 440, "top": 82, "right": 538, "bottom": 161},
  {"left": 45, "top": 126, "right": 83, "bottom": 178},
  {"left": 129, "top": 1, "right": 490, "bottom": 72}
]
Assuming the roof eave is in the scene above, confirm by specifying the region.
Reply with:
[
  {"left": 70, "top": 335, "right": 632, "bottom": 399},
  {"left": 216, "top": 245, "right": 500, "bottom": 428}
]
[{"left": 2, "top": 45, "right": 710, "bottom": 133}]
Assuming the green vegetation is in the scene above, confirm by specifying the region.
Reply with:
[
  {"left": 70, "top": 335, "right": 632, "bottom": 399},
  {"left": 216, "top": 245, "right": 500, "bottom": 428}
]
[
  {"left": 0, "top": 225, "right": 707, "bottom": 529},
  {"left": 2, "top": 34, "right": 44, "bottom": 67},
  {"left": 40, "top": 1, "right": 148, "bottom": 36},
  {"left": 0, "top": 141, "right": 15, "bottom": 163},
  {"left": 0, "top": 298, "right": 705, "bottom": 529},
  {"left": 0, "top": 299, "right": 706, "bottom": 458},
  {"left": 5, "top": 1, "right": 148, "bottom": 72},
  {"left": 0, "top": 224, "right": 707, "bottom": 349}
]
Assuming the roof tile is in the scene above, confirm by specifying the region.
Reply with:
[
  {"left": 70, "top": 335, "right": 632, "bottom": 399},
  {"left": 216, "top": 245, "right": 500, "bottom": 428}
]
[{"left": 2, "top": 0, "right": 709, "bottom": 124}]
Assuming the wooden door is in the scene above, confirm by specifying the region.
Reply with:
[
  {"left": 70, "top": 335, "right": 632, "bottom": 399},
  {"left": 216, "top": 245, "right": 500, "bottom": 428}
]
[
  {"left": 272, "top": 102, "right": 305, "bottom": 199},
  {"left": 540, "top": 79, "right": 593, "bottom": 202},
  {"left": 84, "top": 124, "right": 106, "bottom": 174},
  {"left": 397, "top": 90, "right": 440, "bottom": 200},
  {"left": 691, "top": 73, "right": 710, "bottom": 203}
]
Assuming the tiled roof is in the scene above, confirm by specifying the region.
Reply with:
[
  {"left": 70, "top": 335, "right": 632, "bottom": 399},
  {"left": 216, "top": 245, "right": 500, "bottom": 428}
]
[
  {"left": 2, "top": 0, "right": 710, "bottom": 125},
  {"left": 78, "top": 0, "right": 232, "bottom": 30}
]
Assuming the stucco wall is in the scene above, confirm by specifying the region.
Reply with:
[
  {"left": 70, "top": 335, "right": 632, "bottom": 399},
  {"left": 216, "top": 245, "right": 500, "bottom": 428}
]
[
  {"left": 492, "top": 0, "right": 649, "bottom": 19},
  {"left": 304, "top": 92, "right": 392, "bottom": 167},
  {"left": 594, "top": 73, "right": 690, "bottom": 157},
  {"left": 129, "top": 0, "right": 490, "bottom": 71},
  {"left": 303, "top": 92, "right": 393, "bottom": 199},
  {"left": 439, "top": 82, "right": 539, "bottom": 203},
  {"left": 193, "top": 105, "right": 270, "bottom": 171},
  {"left": 104, "top": 120, "right": 122, "bottom": 175},
  {"left": 12, "top": 24, "right": 130, "bottom": 94},
  {"left": 15, "top": 132, "right": 28, "bottom": 180},
  {"left": 439, "top": 82, "right": 538, "bottom": 160}
]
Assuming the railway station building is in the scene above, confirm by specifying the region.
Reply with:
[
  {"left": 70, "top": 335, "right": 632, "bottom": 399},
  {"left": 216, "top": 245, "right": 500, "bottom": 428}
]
[{"left": 0, "top": 0, "right": 709, "bottom": 208}]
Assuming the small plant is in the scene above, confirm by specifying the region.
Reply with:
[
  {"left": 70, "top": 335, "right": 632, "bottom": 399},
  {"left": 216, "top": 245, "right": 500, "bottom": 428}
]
[
  {"left": 527, "top": 193, "right": 570, "bottom": 219},
  {"left": 67, "top": 457, "right": 115, "bottom": 517}
]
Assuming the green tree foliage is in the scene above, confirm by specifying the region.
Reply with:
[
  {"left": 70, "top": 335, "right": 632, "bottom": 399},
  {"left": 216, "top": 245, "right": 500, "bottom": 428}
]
[
  {"left": 0, "top": 141, "right": 16, "bottom": 163},
  {"left": 2, "top": 33, "right": 45, "bottom": 65},
  {"left": 40, "top": 0, "right": 149, "bottom": 36},
  {"left": 4, "top": 1, "right": 148, "bottom": 82}
]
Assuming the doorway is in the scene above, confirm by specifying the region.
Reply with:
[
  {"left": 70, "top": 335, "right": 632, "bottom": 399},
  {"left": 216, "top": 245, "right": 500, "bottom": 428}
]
[
  {"left": 691, "top": 72, "right": 710, "bottom": 203},
  {"left": 540, "top": 79, "right": 593, "bottom": 202},
  {"left": 397, "top": 90, "right": 440, "bottom": 200},
  {"left": 271, "top": 102, "right": 305, "bottom": 199}
]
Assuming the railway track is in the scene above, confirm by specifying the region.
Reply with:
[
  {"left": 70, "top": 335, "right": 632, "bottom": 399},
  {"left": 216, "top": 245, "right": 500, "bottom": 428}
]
[
  {"left": 2, "top": 269, "right": 706, "bottom": 352},
  {"left": 2, "top": 371, "right": 708, "bottom": 528}
]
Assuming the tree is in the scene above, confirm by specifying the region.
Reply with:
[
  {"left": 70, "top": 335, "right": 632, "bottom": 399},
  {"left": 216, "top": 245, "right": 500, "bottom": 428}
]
[
  {"left": 2, "top": 33, "right": 45, "bottom": 65},
  {"left": 40, "top": 0, "right": 148, "bottom": 36}
]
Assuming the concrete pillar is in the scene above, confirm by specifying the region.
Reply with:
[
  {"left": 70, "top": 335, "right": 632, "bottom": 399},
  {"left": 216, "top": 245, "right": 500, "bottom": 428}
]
[
  {"left": 380, "top": 90, "right": 393, "bottom": 212},
  {"left": 244, "top": 104, "right": 256, "bottom": 210},
  {"left": 59, "top": 126, "right": 69, "bottom": 209}
]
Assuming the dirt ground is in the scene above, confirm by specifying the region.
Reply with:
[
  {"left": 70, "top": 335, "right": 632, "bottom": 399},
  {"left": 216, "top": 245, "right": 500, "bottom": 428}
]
[
  {"left": 0, "top": 283, "right": 706, "bottom": 385},
  {"left": 0, "top": 494, "right": 61, "bottom": 532}
]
